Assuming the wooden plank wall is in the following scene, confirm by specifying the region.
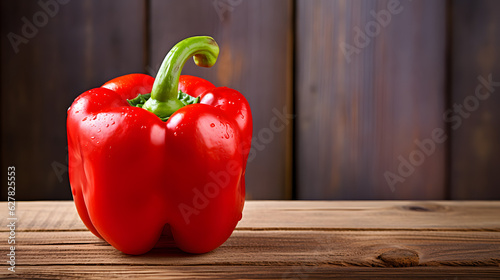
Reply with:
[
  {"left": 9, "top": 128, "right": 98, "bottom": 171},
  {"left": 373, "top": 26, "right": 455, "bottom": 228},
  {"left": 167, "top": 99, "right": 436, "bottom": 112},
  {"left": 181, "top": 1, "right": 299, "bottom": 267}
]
[
  {"left": 0, "top": 0, "right": 293, "bottom": 200},
  {"left": 1, "top": 0, "right": 146, "bottom": 200},
  {"left": 449, "top": 0, "right": 500, "bottom": 199},
  {"left": 1, "top": 0, "right": 499, "bottom": 200},
  {"left": 295, "top": 0, "right": 447, "bottom": 199},
  {"left": 148, "top": 0, "right": 294, "bottom": 199}
]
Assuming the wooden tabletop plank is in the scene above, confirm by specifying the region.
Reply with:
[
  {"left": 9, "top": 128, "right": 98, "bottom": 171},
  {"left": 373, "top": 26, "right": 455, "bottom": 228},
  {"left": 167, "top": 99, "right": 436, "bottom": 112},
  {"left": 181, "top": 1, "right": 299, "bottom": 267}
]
[
  {"left": 2, "top": 201, "right": 499, "bottom": 232},
  {"left": 9, "top": 266, "right": 500, "bottom": 280},
  {"left": 12, "top": 230, "right": 500, "bottom": 267}
]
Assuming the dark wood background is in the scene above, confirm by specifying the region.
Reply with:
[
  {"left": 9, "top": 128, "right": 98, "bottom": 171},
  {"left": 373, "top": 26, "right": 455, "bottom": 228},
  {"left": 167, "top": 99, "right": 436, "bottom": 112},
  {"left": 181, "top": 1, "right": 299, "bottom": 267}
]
[{"left": 1, "top": 0, "right": 499, "bottom": 201}]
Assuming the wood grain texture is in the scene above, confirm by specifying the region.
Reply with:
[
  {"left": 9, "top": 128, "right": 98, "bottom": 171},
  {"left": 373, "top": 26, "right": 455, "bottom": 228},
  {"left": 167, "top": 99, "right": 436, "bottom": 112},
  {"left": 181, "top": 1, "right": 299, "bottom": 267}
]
[
  {"left": 4, "top": 267, "right": 500, "bottom": 280},
  {"left": 149, "top": 0, "right": 294, "bottom": 199},
  {"left": 295, "top": 0, "right": 447, "bottom": 199},
  {"left": 0, "top": 0, "right": 146, "bottom": 200},
  {"left": 6, "top": 230, "right": 500, "bottom": 266},
  {"left": 0, "top": 201, "right": 499, "bottom": 279},
  {"left": 449, "top": 0, "right": 500, "bottom": 199},
  {"left": 2, "top": 201, "right": 500, "bottom": 232}
]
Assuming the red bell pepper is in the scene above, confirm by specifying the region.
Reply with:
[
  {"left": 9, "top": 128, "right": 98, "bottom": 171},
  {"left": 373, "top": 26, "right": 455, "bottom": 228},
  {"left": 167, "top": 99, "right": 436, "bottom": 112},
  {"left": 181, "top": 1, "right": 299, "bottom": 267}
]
[{"left": 67, "top": 36, "right": 252, "bottom": 255}]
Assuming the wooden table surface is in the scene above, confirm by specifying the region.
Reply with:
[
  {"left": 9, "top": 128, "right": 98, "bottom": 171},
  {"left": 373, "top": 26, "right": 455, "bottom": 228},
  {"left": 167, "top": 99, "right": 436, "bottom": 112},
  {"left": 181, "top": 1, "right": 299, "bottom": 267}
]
[{"left": 1, "top": 201, "right": 499, "bottom": 279}]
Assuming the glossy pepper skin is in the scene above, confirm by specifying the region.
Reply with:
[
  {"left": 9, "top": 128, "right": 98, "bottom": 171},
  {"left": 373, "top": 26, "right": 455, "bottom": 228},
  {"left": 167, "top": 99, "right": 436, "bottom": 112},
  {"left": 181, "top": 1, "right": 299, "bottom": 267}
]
[{"left": 67, "top": 36, "right": 252, "bottom": 255}]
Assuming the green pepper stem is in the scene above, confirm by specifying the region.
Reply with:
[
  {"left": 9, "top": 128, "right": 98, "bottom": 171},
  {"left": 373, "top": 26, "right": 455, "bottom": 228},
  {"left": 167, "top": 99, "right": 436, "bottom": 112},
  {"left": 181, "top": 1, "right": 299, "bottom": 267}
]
[{"left": 143, "top": 36, "right": 219, "bottom": 119}]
